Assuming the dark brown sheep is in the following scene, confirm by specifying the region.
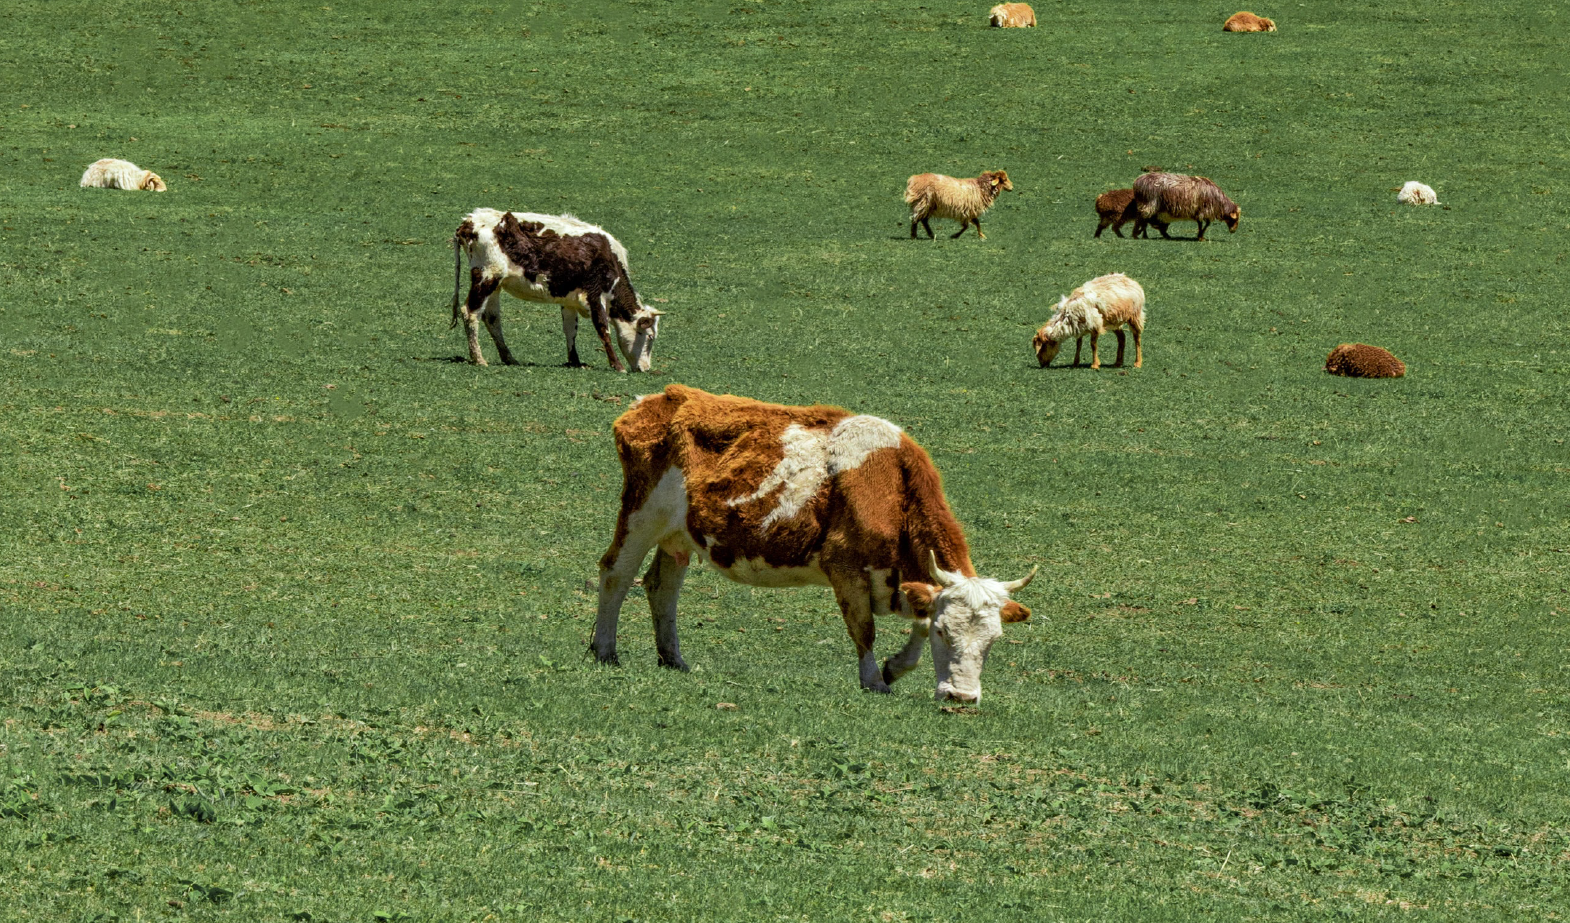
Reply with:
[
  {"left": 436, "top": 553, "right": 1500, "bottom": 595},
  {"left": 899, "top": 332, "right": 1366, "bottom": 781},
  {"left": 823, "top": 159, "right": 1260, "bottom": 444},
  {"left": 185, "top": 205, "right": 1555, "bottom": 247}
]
[
  {"left": 1132, "top": 172, "right": 1240, "bottom": 241},
  {"left": 1325, "top": 343, "right": 1406, "bottom": 379}
]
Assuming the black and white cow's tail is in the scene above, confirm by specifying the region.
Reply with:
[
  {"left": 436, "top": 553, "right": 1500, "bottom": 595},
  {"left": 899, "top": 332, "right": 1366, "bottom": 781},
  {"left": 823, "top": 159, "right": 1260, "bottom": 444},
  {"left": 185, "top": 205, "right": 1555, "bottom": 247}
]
[{"left": 449, "top": 234, "right": 465, "bottom": 329}]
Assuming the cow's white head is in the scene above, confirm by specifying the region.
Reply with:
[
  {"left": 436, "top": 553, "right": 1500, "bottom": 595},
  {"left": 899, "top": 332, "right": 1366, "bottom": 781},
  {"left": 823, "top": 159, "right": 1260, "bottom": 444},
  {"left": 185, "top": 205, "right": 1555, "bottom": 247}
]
[
  {"left": 902, "top": 551, "right": 1035, "bottom": 704},
  {"left": 614, "top": 306, "right": 663, "bottom": 373}
]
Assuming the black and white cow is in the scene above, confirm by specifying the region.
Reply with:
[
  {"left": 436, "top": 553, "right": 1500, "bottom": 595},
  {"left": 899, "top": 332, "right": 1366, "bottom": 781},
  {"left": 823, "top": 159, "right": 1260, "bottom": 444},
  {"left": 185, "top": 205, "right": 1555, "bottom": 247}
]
[{"left": 450, "top": 209, "right": 664, "bottom": 372}]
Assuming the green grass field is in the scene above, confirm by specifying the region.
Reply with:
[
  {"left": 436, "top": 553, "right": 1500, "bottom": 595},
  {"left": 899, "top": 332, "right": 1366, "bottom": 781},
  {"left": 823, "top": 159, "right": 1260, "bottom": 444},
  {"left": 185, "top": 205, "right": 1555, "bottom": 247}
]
[{"left": 2, "top": 0, "right": 1567, "bottom": 919}]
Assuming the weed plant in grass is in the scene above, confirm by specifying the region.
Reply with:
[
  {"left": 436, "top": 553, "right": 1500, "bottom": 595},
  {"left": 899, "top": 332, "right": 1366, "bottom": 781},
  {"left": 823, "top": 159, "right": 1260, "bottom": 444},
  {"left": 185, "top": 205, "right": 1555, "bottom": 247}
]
[{"left": 1, "top": 0, "right": 1568, "bottom": 919}]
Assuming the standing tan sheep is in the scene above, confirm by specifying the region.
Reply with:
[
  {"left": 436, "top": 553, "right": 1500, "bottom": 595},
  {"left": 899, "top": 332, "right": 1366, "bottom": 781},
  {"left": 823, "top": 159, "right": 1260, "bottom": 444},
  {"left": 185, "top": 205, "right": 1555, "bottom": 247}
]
[
  {"left": 905, "top": 170, "right": 1013, "bottom": 240},
  {"left": 1033, "top": 273, "right": 1146, "bottom": 370}
]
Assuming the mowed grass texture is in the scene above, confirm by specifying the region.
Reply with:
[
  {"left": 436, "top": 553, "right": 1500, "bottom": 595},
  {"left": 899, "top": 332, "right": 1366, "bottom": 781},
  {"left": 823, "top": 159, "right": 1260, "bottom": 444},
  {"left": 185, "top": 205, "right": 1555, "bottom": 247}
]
[{"left": 1, "top": 0, "right": 1567, "bottom": 919}]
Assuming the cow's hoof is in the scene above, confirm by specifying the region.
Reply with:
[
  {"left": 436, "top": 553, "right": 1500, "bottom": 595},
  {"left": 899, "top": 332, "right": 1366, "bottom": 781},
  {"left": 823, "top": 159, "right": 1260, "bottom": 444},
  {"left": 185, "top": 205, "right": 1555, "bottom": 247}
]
[
  {"left": 657, "top": 655, "right": 690, "bottom": 673},
  {"left": 861, "top": 681, "right": 892, "bottom": 695},
  {"left": 590, "top": 647, "right": 620, "bottom": 667}
]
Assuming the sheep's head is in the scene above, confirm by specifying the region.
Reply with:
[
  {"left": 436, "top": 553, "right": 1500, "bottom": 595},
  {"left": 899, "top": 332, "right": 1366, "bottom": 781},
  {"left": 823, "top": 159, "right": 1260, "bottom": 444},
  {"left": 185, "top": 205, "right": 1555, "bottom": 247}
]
[
  {"left": 1223, "top": 205, "right": 1240, "bottom": 232},
  {"left": 985, "top": 170, "right": 1014, "bottom": 193},
  {"left": 1033, "top": 327, "right": 1061, "bottom": 367},
  {"left": 141, "top": 172, "right": 167, "bottom": 192}
]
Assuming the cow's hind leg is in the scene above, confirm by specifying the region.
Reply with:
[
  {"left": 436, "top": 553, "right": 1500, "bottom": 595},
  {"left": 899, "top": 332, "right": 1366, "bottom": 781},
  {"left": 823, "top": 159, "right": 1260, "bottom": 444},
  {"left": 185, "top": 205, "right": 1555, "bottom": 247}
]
[
  {"left": 464, "top": 271, "right": 499, "bottom": 366},
  {"left": 643, "top": 547, "right": 690, "bottom": 671},
  {"left": 832, "top": 574, "right": 889, "bottom": 693},
  {"left": 561, "top": 307, "right": 585, "bottom": 367},
  {"left": 594, "top": 516, "right": 658, "bottom": 666},
  {"left": 481, "top": 292, "right": 518, "bottom": 365}
]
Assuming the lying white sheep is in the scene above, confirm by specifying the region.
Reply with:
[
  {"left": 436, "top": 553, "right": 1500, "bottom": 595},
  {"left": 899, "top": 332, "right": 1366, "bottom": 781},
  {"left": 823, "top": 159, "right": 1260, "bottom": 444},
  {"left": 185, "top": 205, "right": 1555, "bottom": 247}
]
[
  {"left": 1032, "top": 273, "right": 1146, "bottom": 369},
  {"left": 1397, "top": 181, "right": 1438, "bottom": 205},
  {"left": 80, "top": 158, "right": 167, "bottom": 192}
]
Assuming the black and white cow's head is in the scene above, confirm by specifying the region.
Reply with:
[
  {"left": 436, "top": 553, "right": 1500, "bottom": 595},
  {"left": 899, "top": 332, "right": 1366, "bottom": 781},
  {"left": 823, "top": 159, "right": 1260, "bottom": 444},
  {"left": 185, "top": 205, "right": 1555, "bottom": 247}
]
[{"left": 613, "top": 301, "right": 663, "bottom": 373}]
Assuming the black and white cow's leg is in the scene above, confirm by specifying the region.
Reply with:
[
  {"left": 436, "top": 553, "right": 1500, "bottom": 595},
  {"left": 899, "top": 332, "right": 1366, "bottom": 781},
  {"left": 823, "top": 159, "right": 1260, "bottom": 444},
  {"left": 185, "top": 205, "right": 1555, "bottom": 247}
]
[
  {"left": 832, "top": 574, "right": 889, "bottom": 693},
  {"left": 643, "top": 547, "right": 690, "bottom": 671},
  {"left": 463, "top": 271, "right": 499, "bottom": 366},
  {"left": 480, "top": 290, "right": 518, "bottom": 366},
  {"left": 561, "top": 307, "right": 585, "bottom": 367},
  {"left": 588, "top": 290, "right": 628, "bottom": 373}
]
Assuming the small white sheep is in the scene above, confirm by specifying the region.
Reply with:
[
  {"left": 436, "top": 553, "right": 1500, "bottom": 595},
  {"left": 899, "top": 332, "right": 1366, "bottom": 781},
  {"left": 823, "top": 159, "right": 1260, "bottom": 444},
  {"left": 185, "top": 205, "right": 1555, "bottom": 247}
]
[
  {"left": 1033, "top": 273, "right": 1146, "bottom": 370},
  {"left": 1397, "top": 181, "right": 1438, "bottom": 206},
  {"left": 80, "top": 158, "right": 167, "bottom": 192},
  {"left": 905, "top": 170, "right": 1013, "bottom": 239}
]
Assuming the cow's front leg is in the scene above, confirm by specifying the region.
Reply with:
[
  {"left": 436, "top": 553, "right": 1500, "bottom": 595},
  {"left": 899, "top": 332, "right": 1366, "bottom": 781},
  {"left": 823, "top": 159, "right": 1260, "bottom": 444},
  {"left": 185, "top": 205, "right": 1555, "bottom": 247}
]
[
  {"left": 561, "top": 308, "right": 585, "bottom": 367},
  {"left": 882, "top": 618, "right": 928, "bottom": 685},
  {"left": 588, "top": 290, "right": 627, "bottom": 373},
  {"left": 832, "top": 576, "right": 888, "bottom": 693},
  {"left": 481, "top": 292, "right": 518, "bottom": 365},
  {"left": 643, "top": 547, "right": 690, "bottom": 671}
]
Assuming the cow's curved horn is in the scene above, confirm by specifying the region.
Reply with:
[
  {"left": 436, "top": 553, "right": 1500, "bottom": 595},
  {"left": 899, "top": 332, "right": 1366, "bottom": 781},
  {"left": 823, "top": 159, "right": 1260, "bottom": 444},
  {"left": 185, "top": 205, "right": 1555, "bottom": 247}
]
[
  {"left": 645, "top": 308, "right": 666, "bottom": 316},
  {"left": 1002, "top": 566, "right": 1038, "bottom": 593},
  {"left": 927, "top": 550, "right": 962, "bottom": 588}
]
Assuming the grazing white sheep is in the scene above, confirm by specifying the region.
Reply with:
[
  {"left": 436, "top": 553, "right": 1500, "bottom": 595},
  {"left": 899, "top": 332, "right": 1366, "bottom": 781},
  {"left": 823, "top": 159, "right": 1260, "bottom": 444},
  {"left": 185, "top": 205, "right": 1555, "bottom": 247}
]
[
  {"left": 1033, "top": 273, "right": 1146, "bottom": 370},
  {"left": 80, "top": 158, "right": 166, "bottom": 192},
  {"left": 1397, "top": 181, "right": 1438, "bottom": 205},
  {"left": 905, "top": 170, "right": 1013, "bottom": 240}
]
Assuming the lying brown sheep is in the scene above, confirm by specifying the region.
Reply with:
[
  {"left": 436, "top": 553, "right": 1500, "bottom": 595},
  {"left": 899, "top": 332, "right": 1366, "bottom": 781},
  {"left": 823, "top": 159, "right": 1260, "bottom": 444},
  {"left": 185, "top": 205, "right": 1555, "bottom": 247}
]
[
  {"left": 1133, "top": 172, "right": 1240, "bottom": 241},
  {"left": 989, "top": 3, "right": 1036, "bottom": 27},
  {"left": 1223, "top": 11, "right": 1276, "bottom": 31},
  {"left": 1325, "top": 344, "right": 1406, "bottom": 378},
  {"left": 906, "top": 170, "right": 1013, "bottom": 240}
]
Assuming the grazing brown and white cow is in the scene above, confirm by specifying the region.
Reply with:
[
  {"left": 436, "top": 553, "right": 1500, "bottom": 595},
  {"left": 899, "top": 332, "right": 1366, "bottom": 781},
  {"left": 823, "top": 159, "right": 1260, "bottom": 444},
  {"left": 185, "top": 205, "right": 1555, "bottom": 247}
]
[
  {"left": 593, "top": 385, "right": 1037, "bottom": 703},
  {"left": 450, "top": 209, "right": 663, "bottom": 371}
]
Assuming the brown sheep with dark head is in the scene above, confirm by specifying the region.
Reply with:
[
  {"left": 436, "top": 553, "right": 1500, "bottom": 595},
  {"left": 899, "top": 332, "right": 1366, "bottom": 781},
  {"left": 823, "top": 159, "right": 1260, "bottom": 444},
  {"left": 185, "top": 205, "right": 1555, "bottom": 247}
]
[{"left": 1325, "top": 343, "right": 1406, "bottom": 378}]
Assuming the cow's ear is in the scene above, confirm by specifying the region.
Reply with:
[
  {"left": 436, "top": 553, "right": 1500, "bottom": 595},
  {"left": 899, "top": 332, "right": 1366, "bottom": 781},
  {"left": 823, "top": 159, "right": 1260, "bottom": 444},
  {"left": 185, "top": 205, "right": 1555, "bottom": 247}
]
[
  {"left": 1000, "top": 600, "right": 1031, "bottom": 623},
  {"left": 900, "top": 582, "right": 936, "bottom": 620}
]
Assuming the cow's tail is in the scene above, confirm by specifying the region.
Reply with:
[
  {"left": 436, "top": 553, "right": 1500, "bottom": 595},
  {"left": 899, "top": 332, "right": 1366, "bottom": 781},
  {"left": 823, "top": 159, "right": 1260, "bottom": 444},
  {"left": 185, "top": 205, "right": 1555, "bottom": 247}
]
[{"left": 449, "top": 234, "right": 465, "bottom": 329}]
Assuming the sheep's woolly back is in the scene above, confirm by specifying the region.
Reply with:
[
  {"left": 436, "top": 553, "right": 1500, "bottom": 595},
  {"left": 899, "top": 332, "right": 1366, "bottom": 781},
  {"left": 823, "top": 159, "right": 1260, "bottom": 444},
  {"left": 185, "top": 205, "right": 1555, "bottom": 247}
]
[
  {"left": 80, "top": 158, "right": 166, "bottom": 191},
  {"left": 1039, "top": 273, "right": 1146, "bottom": 345},
  {"left": 1095, "top": 188, "right": 1136, "bottom": 219},
  {"left": 989, "top": 3, "right": 1036, "bottom": 27},
  {"left": 1223, "top": 11, "right": 1276, "bottom": 31},
  {"left": 1397, "top": 181, "right": 1438, "bottom": 206},
  {"left": 1134, "top": 172, "right": 1238, "bottom": 223},
  {"left": 1325, "top": 343, "right": 1406, "bottom": 379},
  {"left": 905, "top": 171, "right": 1010, "bottom": 222}
]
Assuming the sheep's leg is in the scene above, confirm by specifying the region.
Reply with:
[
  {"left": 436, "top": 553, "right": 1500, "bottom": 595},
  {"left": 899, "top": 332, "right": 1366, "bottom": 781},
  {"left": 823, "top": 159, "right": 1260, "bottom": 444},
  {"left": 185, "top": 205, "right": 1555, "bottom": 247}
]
[
  {"left": 950, "top": 219, "right": 969, "bottom": 239},
  {"left": 1132, "top": 321, "right": 1143, "bottom": 368},
  {"left": 910, "top": 218, "right": 919, "bottom": 239},
  {"left": 921, "top": 217, "right": 935, "bottom": 239},
  {"left": 1196, "top": 220, "right": 1210, "bottom": 241},
  {"left": 1113, "top": 329, "right": 1127, "bottom": 367},
  {"left": 1071, "top": 337, "right": 1084, "bottom": 367},
  {"left": 463, "top": 271, "right": 499, "bottom": 366},
  {"left": 561, "top": 307, "right": 585, "bottom": 367},
  {"left": 974, "top": 218, "right": 986, "bottom": 240},
  {"left": 480, "top": 292, "right": 518, "bottom": 366},
  {"left": 1090, "top": 331, "right": 1102, "bottom": 370},
  {"left": 1094, "top": 219, "right": 1106, "bottom": 238},
  {"left": 1157, "top": 221, "right": 1173, "bottom": 240}
]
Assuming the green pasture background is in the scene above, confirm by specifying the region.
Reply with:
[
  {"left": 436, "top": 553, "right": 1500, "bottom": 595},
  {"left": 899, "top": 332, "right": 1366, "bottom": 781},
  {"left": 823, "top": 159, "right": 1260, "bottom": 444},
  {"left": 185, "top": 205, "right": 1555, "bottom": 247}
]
[{"left": 1, "top": 0, "right": 1567, "bottom": 918}]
